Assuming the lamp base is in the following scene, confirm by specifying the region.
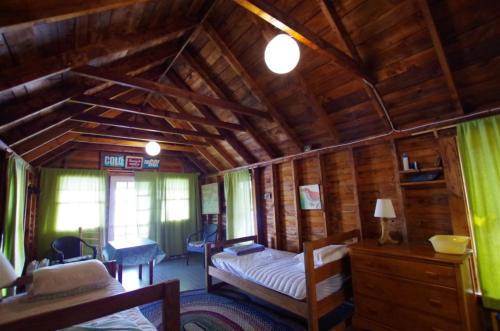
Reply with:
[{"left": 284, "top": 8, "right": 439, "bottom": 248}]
[{"left": 378, "top": 218, "right": 399, "bottom": 245}]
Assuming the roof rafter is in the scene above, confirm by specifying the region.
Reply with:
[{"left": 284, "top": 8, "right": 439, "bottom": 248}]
[
  {"left": 416, "top": 0, "right": 464, "bottom": 114},
  {"left": 0, "top": 0, "right": 151, "bottom": 33},
  {"left": 0, "top": 43, "right": 180, "bottom": 132},
  {"left": 71, "top": 114, "right": 224, "bottom": 140},
  {"left": 202, "top": 22, "right": 304, "bottom": 153},
  {"left": 0, "top": 19, "right": 195, "bottom": 94},
  {"left": 142, "top": 0, "right": 217, "bottom": 105},
  {"left": 73, "top": 65, "right": 272, "bottom": 120},
  {"left": 150, "top": 95, "right": 239, "bottom": 169},
  {"left": 165, "top": 70, "right": 257, "bottom": 165},
  {"left": 73, "top": 136, "right": 196, "bottom": 153},
  {"left": 316, "top": 0, "right": 392, "bottom": 130},
  {"left": 231, "top": 0, "right": 372, "bottom": 83},
  {"left": 69, "top": 95, "right": 245, "bottom": 132},
  {"left": 182, "top": 48, "right": 279, "bottom": 159},
  {"left": 71, "top": 126, "right": 210, "bottom": 146}
]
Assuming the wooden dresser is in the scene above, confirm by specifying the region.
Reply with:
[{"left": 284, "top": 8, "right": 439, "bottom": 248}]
[{"left": 350, "top": 241, "right": 479, "bottom": 331}]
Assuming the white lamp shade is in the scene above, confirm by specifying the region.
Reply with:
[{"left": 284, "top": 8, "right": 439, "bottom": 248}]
[
  {"left": 264, "top": 34, "right": 300, "bottom": 74},
  {"left": 0, "top": 252, "right": 17, "bottom": 288},
  {"left": 145, "top": 141, "right": 161, "bottom": 156},
  {"left": 374, "top": 199, "right": 396, "bottom": 218}
]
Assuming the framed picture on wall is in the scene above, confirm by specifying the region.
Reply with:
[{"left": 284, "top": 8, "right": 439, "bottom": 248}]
[
  {"left": 202, "top": 183, "right": 220, "bottom": 215},
  {"left": 299, "top": 184, "right": 322, "bottom": 210}
]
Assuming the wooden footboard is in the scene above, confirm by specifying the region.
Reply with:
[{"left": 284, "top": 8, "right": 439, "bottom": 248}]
[
  {"left": 0, "top": 280, "right": 180, "bottom": 331},
  {"left": 205, "top": 230, "right": 360, "bottom": 331}
]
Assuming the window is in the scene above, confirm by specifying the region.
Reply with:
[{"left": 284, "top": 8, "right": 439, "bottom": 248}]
[
  {"left": 55, "top": 175, "right": 105, "bottom": 232},
  {"left": 162, "top": 178, "right": 190, "bottom": 222}
]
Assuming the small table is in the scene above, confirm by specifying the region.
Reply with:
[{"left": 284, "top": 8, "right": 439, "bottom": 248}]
[{"left": 103, "top": 239, "right": 165, "bottom": 285}]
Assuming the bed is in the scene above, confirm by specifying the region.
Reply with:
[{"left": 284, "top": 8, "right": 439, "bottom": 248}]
[
  {"left": 0, "top": 260, "right": 180, "bottom": 331},
  {"left": 205, "top": 230, "right": 361, "bottom": 331}
]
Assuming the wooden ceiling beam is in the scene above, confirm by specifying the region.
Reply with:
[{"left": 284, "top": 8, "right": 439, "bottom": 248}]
[
  {"left": 0, "top": 19, "right": 194, "bottom": 94},
  {"left": 71, "top": 115, "right": 224, "bottom": 140},
  {"left": 71, "top": 126, "right": 210, "bottom": 146},
  {"left": 203, "top": 22, "right": 303, "bottom": 153},
  {"left": 2, "top": 56, "right": 170, "bottom": 150},
  {"left": 231, "top": 0, "right": 372, "bottom": 83},
  {"left": 0, "top": 43, "right": 180, "bottom": 132},
  {"left": 148, "top": 96, "right": 238, "bottom": 169},
  {"left": 316, "top": 0, "right": 392, "bottom": 130},
  {"left": 183, "top": 154, "right": 210, "bottom": 174},
  {"left": 73, "top": 136, "right": 196, "bottom": 153},
  {"left": 23, "top": 132, "right": 80, "bottom": 162},
  {"left": 73, "top": 142, "right": 187, "bottom": 157},
  {"left": 0, "top": 0, "right": 151, "bottom": 33},
  {"left": 249, "top": 17, "right": 340, "bottom": 143},
  {"left": 166, "top": 71, "right": 257, "bottom": 165},
  {"left": 416, "top": 0, "right": 464, "bottom": 114},
  {"left": 182, "top": 48, "right": 279, "bottom": 160},
  {"left": 31, "top": 142, "right": 79, "bottom": 167},
  {"left": 148, "top": 94, "right": 239, "bottom": 169},
  {"left": 70, "top": 95, "right": 245, "bottom": 132},
  {"left": 73, "top": 65, "right": 272, "bottom": 120},
  {"left": 142, "top": 0, "right": 217, "bottom": 105}
]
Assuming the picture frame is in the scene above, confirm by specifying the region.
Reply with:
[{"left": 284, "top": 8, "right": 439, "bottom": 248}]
[
  {"left": 299, "top": 184, "right": 322, "bottom": 210},
  {"left": 201, "top": 183, "right": 220, "bottom": 215}
]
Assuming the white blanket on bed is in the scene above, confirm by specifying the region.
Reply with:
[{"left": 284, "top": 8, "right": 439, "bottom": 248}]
[
  {"left": 211, "top": 248, "right": 346, "bottom": 300},
  {"left": 0, "top": 279, "right": 156, "bottom": 331}
]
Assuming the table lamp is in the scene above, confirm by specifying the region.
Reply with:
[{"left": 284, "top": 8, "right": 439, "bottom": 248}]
[
  {"left": 0, "top": 252, "right": 17, "bottom": 290},
  {"left": 374, "top": 199, "right": 399, "bottom": 245}
]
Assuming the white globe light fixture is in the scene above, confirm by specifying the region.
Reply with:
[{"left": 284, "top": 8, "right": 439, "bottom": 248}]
[
  {"left": 264, "top": 34, "right": 300, "bottom": 74},
  {"left": 145, "top": 141, "right": 161, "bottom": 156}
]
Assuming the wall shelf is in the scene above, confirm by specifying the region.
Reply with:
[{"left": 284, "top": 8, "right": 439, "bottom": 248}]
[
  {"left": 400, "top": 179, "right": 446, "bottom": 187},
  {"left": 399, "top": 167, "right": 443, "bottom": 174}
]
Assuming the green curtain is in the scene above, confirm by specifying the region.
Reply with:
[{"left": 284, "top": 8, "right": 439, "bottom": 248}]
[
  {"left": 2, "top": 155, "right": 28, "bottom": 275},
  {"left": 224, "top": 170, "right": 254, "bottom": 239},
  {"left": 37, "top": 168, "right": 107, "bottom": 259},
  {"left": 458, "top": 115, "right": 500, "bottom": 310},
  {"left": 135, "top": 172, "right": 199, "bottom": 257}
]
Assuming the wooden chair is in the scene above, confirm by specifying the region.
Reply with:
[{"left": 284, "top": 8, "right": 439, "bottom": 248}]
[
  {"left": 51, "top": 237, "right": 97, "bottom": 264},
  {"left": 186, "top": 223, "right": 218, "bottom": 266},
  {"left": 79, "top": 227, "right": 103, "bottom": 260}
]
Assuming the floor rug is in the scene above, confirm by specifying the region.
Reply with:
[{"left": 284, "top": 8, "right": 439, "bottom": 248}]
[{"left": 140, "top": 288, "right": 306, "bottom": 331}]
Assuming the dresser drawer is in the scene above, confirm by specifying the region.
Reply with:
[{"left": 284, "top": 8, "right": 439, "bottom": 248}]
[
  {"left": 353, "top": 316, "right": 395, "bottom": 331},
  {"left": 355, "top": 294, "right": 462, "bottom": 331},
  {"left": 352, "top": 253, "right": 457, "bottom": 288},
  {"left": 353, "top": 271, "right": 460, "bottom": 321}
]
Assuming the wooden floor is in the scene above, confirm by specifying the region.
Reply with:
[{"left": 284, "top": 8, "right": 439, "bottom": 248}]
[{"left": 122, "top": 254, "right": 205, "bottom": 291}]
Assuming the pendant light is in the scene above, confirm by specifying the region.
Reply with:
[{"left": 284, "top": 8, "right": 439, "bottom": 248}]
[
  {"left": 264, "top": 34, "right": 300, "bottom": 74},
  {"left": 145, "top": 141, "right": 161, "bottom": 156}
]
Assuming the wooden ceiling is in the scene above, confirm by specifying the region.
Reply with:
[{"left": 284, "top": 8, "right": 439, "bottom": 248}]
[{"left": 1, "top": 0, "right": 499, "bottom": 173}]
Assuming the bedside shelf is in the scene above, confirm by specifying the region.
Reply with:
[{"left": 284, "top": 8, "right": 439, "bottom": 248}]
[
  {"left": 400, "top": 179, "right": 446, "bottom": 187},
  {"left": 399, "top": 167, "right": 443, "bottom": 174}
]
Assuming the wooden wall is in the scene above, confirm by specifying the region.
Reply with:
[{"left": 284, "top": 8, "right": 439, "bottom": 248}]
[
  {"left": 45, "top": 149, "right": 198, "bottom": 173},
  {"left": 210, "top": 129, "right": 470, "bottom": 253}
]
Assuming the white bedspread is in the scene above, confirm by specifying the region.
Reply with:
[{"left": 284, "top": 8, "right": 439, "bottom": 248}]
[
  {"left": 211, "top": 248, "right": 346, "bottom": 300},
  {"left": 0, "top": 279, "right": 155, "bottom": 331}
]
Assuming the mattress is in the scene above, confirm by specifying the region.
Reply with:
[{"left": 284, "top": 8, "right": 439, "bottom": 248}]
[
  {"left": 0, "top": 278, "right": 156, "bottom": 330},
  {"left": 211, "top": 248, "right": 346, "bottom": 301}
]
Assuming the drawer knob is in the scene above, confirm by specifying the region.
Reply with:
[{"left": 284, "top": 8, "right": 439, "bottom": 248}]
[{"left": 428, "top": 298, "right": 443, "bottom": 307}]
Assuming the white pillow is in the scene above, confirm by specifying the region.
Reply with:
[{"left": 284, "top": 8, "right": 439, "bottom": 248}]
[
  {"left": 294, "top": 244, "right": 348, "bottom": 267},
  {"left": 30, "top": 260, "right": 111, "bottom": 298}
]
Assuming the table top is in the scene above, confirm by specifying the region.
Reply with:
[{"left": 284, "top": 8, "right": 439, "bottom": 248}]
[
  {"left": 350, "top": 239, "right": 470, "bottom": 265},
  {"left": 107, "top": 238, "right": 157, "bottom": 250}
]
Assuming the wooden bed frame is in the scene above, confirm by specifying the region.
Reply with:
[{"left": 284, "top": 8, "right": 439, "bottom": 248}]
[
  {"left": 0, "top": 261, "right": 180, "bottom": 331},
  {"left": 205, "top": 230, "right": 361, "bottom": 331}
]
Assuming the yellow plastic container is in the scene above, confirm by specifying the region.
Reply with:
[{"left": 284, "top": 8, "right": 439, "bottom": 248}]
[{"left": 429, "top": 235, "right": 470, "bottom": 254}]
